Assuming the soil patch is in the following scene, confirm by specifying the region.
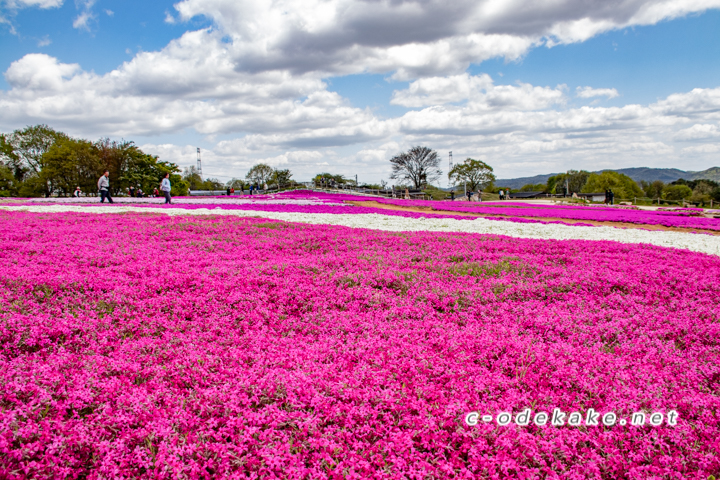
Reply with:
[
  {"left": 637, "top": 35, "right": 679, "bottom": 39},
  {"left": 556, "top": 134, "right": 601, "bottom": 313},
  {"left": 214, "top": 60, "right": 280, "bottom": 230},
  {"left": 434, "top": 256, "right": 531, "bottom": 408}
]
[{"left": 346, "top": 200, "right": 720, "bottom": 236}]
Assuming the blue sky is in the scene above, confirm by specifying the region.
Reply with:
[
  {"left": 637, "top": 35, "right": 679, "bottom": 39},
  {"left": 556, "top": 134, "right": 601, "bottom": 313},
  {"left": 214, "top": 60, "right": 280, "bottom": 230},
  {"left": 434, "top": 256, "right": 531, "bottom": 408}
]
[{"left": 2, "top": 0, "right": 720, "bottom": 184}]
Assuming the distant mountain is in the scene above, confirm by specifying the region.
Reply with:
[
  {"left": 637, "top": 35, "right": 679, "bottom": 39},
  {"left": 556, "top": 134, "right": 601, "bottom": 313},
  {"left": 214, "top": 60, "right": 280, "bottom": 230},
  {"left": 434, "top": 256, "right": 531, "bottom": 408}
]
[{"left": 495, "top": 167, "right": 720, "bottom": 189}]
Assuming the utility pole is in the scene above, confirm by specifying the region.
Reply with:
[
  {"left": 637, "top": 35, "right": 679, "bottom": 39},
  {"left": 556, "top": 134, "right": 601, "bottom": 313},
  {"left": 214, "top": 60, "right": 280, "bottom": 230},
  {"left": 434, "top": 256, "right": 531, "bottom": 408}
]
[{"left": 449, "top": 151, "right": 453, "bottom": 188}]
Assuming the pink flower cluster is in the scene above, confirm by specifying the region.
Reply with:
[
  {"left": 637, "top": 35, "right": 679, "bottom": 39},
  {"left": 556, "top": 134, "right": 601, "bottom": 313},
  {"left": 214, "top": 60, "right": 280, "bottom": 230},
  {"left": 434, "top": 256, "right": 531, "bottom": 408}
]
[
  {"left": 375, "top": 198, "right": 720, "bottom": 231},
  {"left": 1, "top": 211, "right": 719, "bottom": 478}
]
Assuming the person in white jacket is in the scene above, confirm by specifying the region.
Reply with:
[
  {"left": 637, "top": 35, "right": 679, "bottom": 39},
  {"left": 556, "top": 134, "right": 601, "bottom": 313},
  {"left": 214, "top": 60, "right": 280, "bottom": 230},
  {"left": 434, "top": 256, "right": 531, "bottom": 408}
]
[{"left": 160, "top": 173, "right": 172, "bottom": 204}]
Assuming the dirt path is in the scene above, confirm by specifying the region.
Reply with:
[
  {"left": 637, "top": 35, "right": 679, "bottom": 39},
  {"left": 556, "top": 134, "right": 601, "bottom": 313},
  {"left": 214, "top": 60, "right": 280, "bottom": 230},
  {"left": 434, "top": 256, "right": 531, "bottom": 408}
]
[{"left": 346, "top": 200, "right": 720, "bottom": 236}]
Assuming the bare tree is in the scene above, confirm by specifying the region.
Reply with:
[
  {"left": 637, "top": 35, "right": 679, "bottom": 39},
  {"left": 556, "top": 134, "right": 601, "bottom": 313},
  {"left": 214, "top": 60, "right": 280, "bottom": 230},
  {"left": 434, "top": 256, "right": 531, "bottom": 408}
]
[{"left": 389, "top": 146, "right": 441, "bottom": 189}]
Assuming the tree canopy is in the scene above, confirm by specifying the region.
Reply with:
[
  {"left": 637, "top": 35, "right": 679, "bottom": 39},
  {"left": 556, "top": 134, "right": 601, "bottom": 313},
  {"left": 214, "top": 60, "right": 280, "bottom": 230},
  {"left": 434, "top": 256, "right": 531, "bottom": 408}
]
[
  {"left": 390, "top": 146, "right": 441, "bottom": 189},
  {"left": 582, "top": 171, "right": 643, "bottom": 199},
  {"left": 246, "top": 163, "right": 274, "bottom": 186},
  {"left": 448, "top": 158, "right": 495, "bottom": 191},
  {"left": 0, "top": 125, "right": 186, "bottom": 197}
]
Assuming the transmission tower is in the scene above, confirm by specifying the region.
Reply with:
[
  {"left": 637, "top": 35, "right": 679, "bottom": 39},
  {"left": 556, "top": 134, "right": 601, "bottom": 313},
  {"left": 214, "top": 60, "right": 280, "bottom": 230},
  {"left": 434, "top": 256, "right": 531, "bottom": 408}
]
[
  {"left": 448, "top": 151, "right": 453, "bottom": 187},
  {"left": 196, "top": 147, "right": 203, "bottom": 179}
]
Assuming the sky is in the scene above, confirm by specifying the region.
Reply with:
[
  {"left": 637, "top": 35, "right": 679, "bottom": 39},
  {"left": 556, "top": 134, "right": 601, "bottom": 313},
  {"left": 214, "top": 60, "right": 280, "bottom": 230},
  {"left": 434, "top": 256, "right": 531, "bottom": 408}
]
[{"left": 1, "top": 0, "right": 720, "bottom": 185}]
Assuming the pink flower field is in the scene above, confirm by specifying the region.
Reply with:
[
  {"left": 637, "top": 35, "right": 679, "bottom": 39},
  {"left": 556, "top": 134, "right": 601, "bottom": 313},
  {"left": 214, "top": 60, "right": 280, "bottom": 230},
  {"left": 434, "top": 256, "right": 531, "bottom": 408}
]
[
  {"left": 373, "top": 198, "right": 720, "bottom": 231},
  {"left": 1, "top": 210, "right": 720, "bottom": 479}
]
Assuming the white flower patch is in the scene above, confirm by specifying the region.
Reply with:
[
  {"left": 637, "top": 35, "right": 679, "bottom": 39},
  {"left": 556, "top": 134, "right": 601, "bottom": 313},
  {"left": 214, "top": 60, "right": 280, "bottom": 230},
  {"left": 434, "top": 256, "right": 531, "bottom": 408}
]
[
  {"left": 2, "top": 204, "right": 720, "bottom": 257},
  {"left": 25, "top": 197, "right": 346, "bottom": 206}
]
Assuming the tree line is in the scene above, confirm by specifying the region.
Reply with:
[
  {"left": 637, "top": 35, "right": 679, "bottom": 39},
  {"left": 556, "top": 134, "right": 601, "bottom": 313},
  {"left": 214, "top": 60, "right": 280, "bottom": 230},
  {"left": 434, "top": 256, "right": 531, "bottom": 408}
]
[
  {"left": 0, "top": 125, "right": 186, "bottom": 197},
  {"left": 0, "top": 125, "right": 303, "bottom": 197},
  {"left": 516, "top": 170, "right": 720, "bottom": 204}
]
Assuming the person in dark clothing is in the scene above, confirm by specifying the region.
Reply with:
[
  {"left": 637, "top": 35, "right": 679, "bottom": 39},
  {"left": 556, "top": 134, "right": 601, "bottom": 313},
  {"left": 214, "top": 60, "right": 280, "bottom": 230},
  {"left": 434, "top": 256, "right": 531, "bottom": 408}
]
[{"left": 450, "top": 190, "right": 455, "bottom": 201}]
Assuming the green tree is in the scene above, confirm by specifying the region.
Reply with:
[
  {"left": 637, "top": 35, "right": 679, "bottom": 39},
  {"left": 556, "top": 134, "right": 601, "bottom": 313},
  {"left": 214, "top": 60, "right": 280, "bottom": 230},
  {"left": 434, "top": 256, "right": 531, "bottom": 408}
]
[
  {"left": 582, "top": 171, "right": 643, "bottom": 199},
  {"left": 6, "top": 125, "right": 69, "bottom": 196},
  {"left": 0, "top": 164, "right": 18, "bottom": 197},
  {"left": 41, "top": 138, "right": 103, "bottom": 196},
  {"left": 448, "top": 158, "right": 495, "bottom": 191},
  {"left": 246, "top": 163, "right": 274, "bottom": 186},
  {"left": 662, "top": 184, "right": 693, "bottom": 201},
  {"left": 390, "top": 146, "right": 441, "bottom": 189},
  {"left": 519, "top": 183, "right": 547, "bottom": 192},
  {"left": 182, "top": 166, "right": 204, "bottom": 190},
  {"left": 271, "top": 168, "right": 293, "bottom": 189},
  {"left": 641, "top": 180, "right": 665, "bottom": 199},
  {"left": 313, "top": 173, "right": 346, "bottom": 187}
]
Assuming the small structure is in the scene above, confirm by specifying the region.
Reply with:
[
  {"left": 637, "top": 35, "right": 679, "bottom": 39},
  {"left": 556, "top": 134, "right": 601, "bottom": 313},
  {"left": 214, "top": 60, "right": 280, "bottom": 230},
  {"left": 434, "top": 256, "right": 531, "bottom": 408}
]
[
  {"left": 508, "top": 191, "right": 545, "bottom": 199},
  {"left": 577, "top": 193, "right": 605, "bottom": 202}
]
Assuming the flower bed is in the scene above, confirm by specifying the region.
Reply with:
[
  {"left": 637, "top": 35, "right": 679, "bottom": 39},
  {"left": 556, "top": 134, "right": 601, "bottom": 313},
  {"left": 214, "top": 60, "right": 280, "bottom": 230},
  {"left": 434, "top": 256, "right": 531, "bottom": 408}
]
[
  {"left": 374, "top": 198, "right": 720, "bottom": 230},
  {"left": 3, "top": 204, "right": 720, "bottom": 257},
  {"left": 1, "top": 211, "right": 719, "bottom": 478}
]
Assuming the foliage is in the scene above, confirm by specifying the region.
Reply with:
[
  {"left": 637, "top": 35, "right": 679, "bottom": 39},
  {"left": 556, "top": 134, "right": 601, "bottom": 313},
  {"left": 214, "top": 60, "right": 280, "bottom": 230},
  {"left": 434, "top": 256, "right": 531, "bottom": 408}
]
[
  {"left": 422, "top": 184, "right": 451, "bottom": 200},
  {"left": 641, "top": 180, "right": 666, "bottom": 199},
  {"left": 226, "top": 178, "right": 245, "bottom": 190},
  {"left": 582, "top": 171, "right": 643, "bottom": 199},
  {"left": 448, "top": 158, "right": 495, "bottom": 191},
  {"left": 182, "top": 166, "right": 220, "bottom": 192},
  {"left": 662, "top": 184, "right": 693, "bottom": 201},
  {"left": 313, "top": 173, "right": 347, "bottom": 187},
  {"left": 390, "top": 146, "right": 442, "bottom": 189},
  {"left": 0, "top": 164, "right": 18, "bottom": 196},
  {"left": 519, "top": 183, "right": 547, "bottom": 193},
  {"left": 0, "top": 125, "right": 185, "bottom": 197},
  {"left": 246, "top": 163, "right": 274, "bottom": 186},
  {"left": 41, "top": 138, "right": 104, "bottom": 197},
  {"left": 548, "top": 170, "right": 590, "bottom": 194},
  {"left": 271, "top": 169, "right": 293, "bottom": 189}
]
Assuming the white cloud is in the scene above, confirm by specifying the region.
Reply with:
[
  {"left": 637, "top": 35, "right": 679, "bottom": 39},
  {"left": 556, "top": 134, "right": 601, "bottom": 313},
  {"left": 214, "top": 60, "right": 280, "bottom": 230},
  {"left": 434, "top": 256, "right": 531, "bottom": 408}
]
[
  {"left": 3, "top": 1, "right": 720, "bottom": 180},
  {"left": 391, "top": 74, "right": 566, "bottom": 110},
  {"left": 72, "top": 10, "right": 92, "bottom": 30},
  {"left": 168, "top": 0, "right": 720, "bottom": 78},
  {"left": 37, "top": 35, "right": 51, "bottom": 47},
  {"left": 576, "top": 86, "right": 620, "bottom": 99},
  {"left": 682, "top": 144, "right": 720, "bottom": 154},
  {"left": 5, "top": 0, "right": 63, "bottom": 7},
  {"left": 72, "top": 0, "right": 95, "bottom": 30},
  {"left": 104, "top": 8, "right": 112, "bottom": 16},
  {"left": 674, "top": 124, "right": 720, "bottom": 141}
]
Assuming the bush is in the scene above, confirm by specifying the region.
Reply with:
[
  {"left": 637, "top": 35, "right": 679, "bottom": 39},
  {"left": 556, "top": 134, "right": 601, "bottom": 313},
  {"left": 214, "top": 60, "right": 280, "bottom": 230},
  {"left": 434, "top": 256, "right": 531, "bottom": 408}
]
[
  {"left": 662, "top": 184, "right": 693, "bottom": 201},
  {"left": 582, "top": 171, "right": 643, "bottom": 199}
]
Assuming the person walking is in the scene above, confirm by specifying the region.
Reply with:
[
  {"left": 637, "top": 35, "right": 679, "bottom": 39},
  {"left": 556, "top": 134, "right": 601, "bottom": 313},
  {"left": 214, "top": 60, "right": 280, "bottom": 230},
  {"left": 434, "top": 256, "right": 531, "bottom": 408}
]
[
  {"left": 477, "top": 188, "right": 483, "bottom": 202},
  {"left": 466, "top": 189, "right": 472, "bottom": 202},
  {"left": 499, "top": 189, "right": 504, "bottom": 200},
  {"left": 160, "top": 173, "right": 172, "bottom": 204},
  {"left": 98, "top": 171, "right": 113, "bottom": 203},
  {"left": 129, "top": 186, "right": 135, "bottom": 198}
]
